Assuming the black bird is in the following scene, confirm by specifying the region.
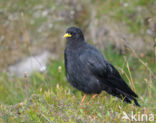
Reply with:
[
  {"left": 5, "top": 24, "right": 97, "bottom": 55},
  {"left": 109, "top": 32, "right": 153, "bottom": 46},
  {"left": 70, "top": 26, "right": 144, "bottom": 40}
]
[{"left": 64, "top": 27, "right": 140, "bottom": 106}]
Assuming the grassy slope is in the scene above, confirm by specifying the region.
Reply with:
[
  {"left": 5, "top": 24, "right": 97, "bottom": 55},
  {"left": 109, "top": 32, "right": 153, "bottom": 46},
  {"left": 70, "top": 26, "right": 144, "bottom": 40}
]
[
  {"left": 97, "top": 0, "right": 156, "bottom": 33},
  {"left": 0, "top": 0, "right": 156, "bottom": 122},
  {"left": 0, "top": 46, "right": 155, "bottom": 122},
  {"left": 0, "top": 0, "right": 156, "bottom": 69}
]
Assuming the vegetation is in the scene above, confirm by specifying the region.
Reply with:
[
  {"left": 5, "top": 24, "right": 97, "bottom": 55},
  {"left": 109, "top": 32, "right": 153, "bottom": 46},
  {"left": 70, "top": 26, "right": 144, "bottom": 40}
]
[
  {"left": 0, "top": 0, "right": 156, "bottom": 68},
  {"left": 97, "top": 0, "right": 156, "bottom": 33},
  {"left": 0, "top": 0, "right": 156, "bottom": 122},
  {"left": 0, "top": 46, "right": 155, "bottom": 122}
]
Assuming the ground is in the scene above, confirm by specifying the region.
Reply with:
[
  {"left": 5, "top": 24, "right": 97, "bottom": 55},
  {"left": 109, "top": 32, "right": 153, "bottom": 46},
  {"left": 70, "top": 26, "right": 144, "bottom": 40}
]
[
  {"left": 0, "top": 0, "right": 156, "bottom": 122},
  {"left": 0, "top": 46, "right": 155, "bottom": 122}
]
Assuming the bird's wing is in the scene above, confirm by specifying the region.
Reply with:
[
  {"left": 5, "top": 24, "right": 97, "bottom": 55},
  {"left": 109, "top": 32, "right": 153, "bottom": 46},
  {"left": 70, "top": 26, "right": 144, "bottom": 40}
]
[
  {"left": 106, "top": 64, "right": 138, "bottom": 97},
  {"left": 79, "top": 48, "right": 138, "bottom": 98}
]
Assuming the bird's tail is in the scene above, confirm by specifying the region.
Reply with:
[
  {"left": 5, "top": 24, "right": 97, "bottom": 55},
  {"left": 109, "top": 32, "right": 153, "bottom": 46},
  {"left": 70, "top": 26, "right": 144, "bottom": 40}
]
[
  {"left": 116, "top": 89, "right": 140, "bottom": 107},
  {"left": 122, "top": 95, "right": 140, "bottom": 106},
  {"left": 103, "top": 86, "right": 140, "bottom": 106}
]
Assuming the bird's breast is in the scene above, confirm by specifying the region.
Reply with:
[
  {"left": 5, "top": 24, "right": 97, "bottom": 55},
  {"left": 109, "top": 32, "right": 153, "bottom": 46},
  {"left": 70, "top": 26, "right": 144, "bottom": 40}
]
[{"left": 65, "top": 50, "right": 86, "bottom": 78}]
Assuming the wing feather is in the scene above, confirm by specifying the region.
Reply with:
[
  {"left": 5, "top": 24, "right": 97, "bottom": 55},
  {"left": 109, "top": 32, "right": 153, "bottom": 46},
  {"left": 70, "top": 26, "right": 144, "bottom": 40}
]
[{"left": 80, "top": 47, "right": 138, "bottom": 98}]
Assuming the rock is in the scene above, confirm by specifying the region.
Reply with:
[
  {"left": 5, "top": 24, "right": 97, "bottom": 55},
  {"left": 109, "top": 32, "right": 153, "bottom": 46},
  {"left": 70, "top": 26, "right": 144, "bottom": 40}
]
[{"left": 8, "top": 51, "right": 57, "bottom": 77}]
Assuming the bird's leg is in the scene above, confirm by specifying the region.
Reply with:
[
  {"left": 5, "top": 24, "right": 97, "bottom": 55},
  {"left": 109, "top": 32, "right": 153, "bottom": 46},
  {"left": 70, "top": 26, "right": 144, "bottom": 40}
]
[
  {"left": 92, "top": 94, "right": 97, "bottom": 99},
  {"left": 87, "top": 94, "right": 97, "bottom": 105},
  {"left": 80, "top": 94, "right": 87, "bottom": 105}
]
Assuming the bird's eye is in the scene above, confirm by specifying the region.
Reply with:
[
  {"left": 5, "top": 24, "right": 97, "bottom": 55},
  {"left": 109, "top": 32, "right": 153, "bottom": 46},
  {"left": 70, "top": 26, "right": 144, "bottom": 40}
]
[
  {"left": 68, "top": 32, "right": 73, "bottom": 35},
  {"left": 71, "top": 32, "right": 74, "bottom": 35},
  {"left": 73, "top": 32, "right": 77, "bottom": 36}
]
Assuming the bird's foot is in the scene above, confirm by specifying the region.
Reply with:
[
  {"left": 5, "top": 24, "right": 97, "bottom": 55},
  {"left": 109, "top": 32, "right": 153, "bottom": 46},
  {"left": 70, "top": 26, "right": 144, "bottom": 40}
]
[
  {"left": 87, "top": 94, "right": 97, "bottom": 105},
  {"left": 80, "top": 94, "right": 87, "bottom": 105}
]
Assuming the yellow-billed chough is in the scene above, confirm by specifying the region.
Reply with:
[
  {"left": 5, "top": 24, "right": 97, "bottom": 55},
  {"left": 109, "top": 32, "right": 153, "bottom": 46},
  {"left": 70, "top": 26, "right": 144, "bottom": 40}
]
[{"left": 64, "top": 27, "right": 140, "bottom": 106}]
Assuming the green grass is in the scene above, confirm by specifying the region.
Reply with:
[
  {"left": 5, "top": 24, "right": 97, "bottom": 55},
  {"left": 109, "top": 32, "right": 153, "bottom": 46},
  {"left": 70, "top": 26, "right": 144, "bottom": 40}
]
[
  {"left": 96, "top": 0, "right": 156, "bottom": 34},
  {"left": 0, "top": 47, "right": 155, "bottom": 122}
]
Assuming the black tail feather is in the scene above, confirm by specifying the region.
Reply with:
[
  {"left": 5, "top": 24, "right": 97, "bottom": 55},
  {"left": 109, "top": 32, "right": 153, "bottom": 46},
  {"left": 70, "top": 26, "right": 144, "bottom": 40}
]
[
  {"left": 103, "top": 87, "right": 140, "bottom": 106},
  {"left": 123, "top": 96, "right": 140, "bottom": 107},
  {"left": 116, "top": 88, "right": 140, "bottom": 106}
]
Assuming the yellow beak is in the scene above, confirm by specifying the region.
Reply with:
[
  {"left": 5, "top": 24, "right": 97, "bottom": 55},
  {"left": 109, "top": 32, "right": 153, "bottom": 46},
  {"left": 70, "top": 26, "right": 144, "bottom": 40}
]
[{"left": 64, "top": 33, "right": 72, "bottom": 38}]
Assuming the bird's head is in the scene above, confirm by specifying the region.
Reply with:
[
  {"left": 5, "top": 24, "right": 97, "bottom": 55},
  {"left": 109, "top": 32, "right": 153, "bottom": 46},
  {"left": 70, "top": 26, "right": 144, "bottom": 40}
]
[{"left": 64, "top": 27, "right": 84, "bottom": 41}]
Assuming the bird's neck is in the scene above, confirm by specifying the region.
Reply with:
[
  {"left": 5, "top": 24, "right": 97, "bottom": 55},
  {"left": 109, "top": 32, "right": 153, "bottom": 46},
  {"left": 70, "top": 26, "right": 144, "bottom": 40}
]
[{"left": 66, "top": 39, "right": 85, "bottom": 49}]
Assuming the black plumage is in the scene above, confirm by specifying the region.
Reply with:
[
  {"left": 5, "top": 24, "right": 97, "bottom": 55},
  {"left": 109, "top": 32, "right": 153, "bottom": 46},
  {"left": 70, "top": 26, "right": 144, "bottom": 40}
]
[{"left": 64, "top": 27, "right": 140, "bottom": 106}]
